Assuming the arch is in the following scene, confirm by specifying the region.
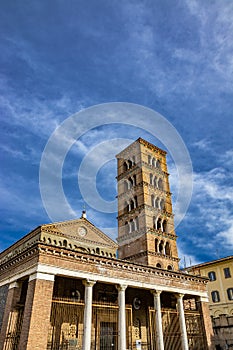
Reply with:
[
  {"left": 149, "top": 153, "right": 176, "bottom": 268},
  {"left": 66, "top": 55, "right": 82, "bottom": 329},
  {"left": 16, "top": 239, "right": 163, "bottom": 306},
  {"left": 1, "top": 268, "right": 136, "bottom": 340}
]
[
  {"left": 133, "top": 174, "right": 137, "bottom": 186},
  {"left": 160, "top": 199, "right": 165, "bottom": 210},
  {"left": 129, "top": 199, "right": 134, "bottom": 211},
  {"left": 63, "top": 240, "right": 67, "bottom": 247},
  {"left": 128, "top": 159, "right": 133, "bottom": 169},
  {"left": 155, "top": 197, "right": 160, "bottom": 209},
  {"left": 148, "top": 155, "right": 152, "bottom": 165},
  {"left": 152, "top": 157, "right": 156, "bottom": 167},
  {"left": 123, "top": 162, "right": 128, "bottom": 172},
  {"left": 159, "top": 240, "right": 164, "bottom": 253},
  {"left": 151, "top": 194, "right": 155, "bottom": 207},
  {"left": 162, "top": 220, "right": 167, "bottom": 232},
  {"left": 129, "top": 177, "right": 134, "bottom": 188},
  {"left": 157, "top": 218, "right": 162, "bottom": 230},
  {"left": 158, "top": 178, "right": 163, "bottom": 190},
  {"left": 134, "top": 196, "right": 138, "bottom": 207},
  {"left": 167, "top": 265, "right": 173, "bottom": 270},
  {"left": 96, "top": 248, "right": 100, "bottom": 254},
  {"left": 129, "top": 219, "right": 134, "bottom": 232},
  {"left": 156, "top": 263, "right": 162, "bottom": 268},
  {"left": 165, "top": 242, "right": 171, "bottom": 256},
  {"left": 154, "top": 176, "right": 157, "bottom": 187},
  {"left": 153, "top": 216, "right": 156, "bottom": 229},
  {"left": 156, "top": 159, "right": 161, "bottom": 169},
  {"left": 48, "top": 238, "right": 51, "bottom": 244}
]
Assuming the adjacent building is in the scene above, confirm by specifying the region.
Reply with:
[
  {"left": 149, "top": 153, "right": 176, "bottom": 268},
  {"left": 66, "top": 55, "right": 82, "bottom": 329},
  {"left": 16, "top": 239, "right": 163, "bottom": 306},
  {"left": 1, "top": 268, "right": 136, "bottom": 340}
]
[
  {"left": 184, "top": 256, "right": 233, "bottom": 349},
  {"left": 0, "top": 138, "right": 214, "bottom": 350}
]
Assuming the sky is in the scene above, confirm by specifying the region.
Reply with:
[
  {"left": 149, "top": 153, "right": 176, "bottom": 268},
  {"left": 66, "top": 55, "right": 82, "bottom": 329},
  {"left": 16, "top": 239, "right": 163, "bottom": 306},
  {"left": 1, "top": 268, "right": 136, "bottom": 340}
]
[{"left": 0, "top": 0, "right": 233, "bottom": 267}]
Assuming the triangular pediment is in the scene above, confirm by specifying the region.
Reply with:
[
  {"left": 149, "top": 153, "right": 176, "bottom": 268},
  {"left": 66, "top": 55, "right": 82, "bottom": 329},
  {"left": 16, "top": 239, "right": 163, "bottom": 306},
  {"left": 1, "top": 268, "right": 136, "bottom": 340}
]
[{"left": 41, "top": 217, "right": 117, "bottom": 249}]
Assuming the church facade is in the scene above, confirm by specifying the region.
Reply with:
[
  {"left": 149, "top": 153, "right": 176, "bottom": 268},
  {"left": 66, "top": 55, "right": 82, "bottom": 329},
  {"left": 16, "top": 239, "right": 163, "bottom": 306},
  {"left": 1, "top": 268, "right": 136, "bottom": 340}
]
[{"left": 0, "top": 138, "right": 213, "bottom": 350}]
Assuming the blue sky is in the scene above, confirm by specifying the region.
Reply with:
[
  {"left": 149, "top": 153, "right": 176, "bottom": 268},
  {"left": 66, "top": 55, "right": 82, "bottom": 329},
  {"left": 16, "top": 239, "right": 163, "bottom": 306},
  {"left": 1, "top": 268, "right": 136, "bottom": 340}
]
[{"left": 0, "top": 0, "right": 233, "bottom": 267}]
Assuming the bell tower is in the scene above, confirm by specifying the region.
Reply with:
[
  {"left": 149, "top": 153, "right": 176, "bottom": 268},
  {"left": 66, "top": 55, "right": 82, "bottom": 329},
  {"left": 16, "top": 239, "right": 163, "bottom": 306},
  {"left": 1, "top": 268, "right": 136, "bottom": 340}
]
[{"left": 116, "top": 138, "right": 179, "bottom": 270}]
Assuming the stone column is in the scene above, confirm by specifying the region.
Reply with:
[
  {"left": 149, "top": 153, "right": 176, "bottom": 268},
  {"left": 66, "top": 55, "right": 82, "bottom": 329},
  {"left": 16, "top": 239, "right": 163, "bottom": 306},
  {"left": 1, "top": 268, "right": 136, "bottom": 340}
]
[
  {"left": 18, "top": 272, "right": 55, "bottom": 350},
  {"left": 82, "top": 280, "right": 96, "bottom": 350},
  {"left": 152, "top": 290, "right": 164, "bottom": 350},
  {"left": 176, "top": 294, "right": 189, "bottom": 350},
  {"left": 117, "top": 284, "right": 127, "bottom": 350},
  {"left": 0, "top": 282, "right": 21, "bottom": 350}
]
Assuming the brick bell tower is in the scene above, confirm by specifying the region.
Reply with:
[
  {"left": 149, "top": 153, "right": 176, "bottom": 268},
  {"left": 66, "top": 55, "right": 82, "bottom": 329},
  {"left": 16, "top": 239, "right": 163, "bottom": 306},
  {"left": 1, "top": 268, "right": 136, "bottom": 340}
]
[{"left": 116, "top": 138, "right": 179, "bottom": 270}]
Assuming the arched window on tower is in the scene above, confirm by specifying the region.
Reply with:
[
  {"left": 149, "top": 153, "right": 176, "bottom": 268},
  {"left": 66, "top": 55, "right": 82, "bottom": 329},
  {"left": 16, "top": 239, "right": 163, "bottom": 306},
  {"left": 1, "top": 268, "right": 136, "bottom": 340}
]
[
  {"left": 158, "top": 178, "right": 163, "bottom": 190},
  {"left": 153, "top": 216, "right": 156, "bottom": 229},
  {"left": 159, "top": 240, "right": 164, "bottom": 254},
  {"left": 165, "top": 242, "right": 171, "bottom": 256},
  {"left": 148, "top": 155, "right": 152, "bottom": 165},
  {"left": 156, "top": 263, "right": 162, "bottom": 268},
  {"left": 151, "top": 194, "right": 155, "bottom": 207},
  {"left": 123, "top": 162, "right": 128, "bottom": 172},
  {"left": 162, "top": 220, "right": 167, "bottom": 232},
  {"left": 129, "top": 219, "right": 134, "bottom": 232},
  {"left": 129, "top": 177, "right": 134, "bottom": 189},
  {"left": 156, "top": 160, "right": 161, "bottom": 169},
  {"left": 128, "top": 159, "right": 133, "bottom": 169},
  {"left": 134, "top": 196, "right": 138, "bottom": 207},
  {"left": 160, "top": 199, "right": 165, "bottom": 210},
  {"left": 129, "top": 199, "right": 134, "bottom": 211},
  {"left": 154, "top": 176, "right": 157, "bottom": 187},
  {"left": 152, "top": 157, "right": 156, "bottom": 167},
  {"left": 155, "top": 197, "right": 160, "bottom": 209},
  {"left": 157, "top": 218, "right": 162, "bottom": 230},
  {"left": 133, "top": 174, "right": 137, "bottom": 186}
]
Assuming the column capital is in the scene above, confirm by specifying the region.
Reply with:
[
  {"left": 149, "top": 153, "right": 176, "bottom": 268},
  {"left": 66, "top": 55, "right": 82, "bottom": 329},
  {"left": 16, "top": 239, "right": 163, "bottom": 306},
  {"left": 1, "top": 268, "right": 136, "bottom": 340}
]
[
  {"left": 151, "top": 290, "right": 162, "bottom": 297},
  {"left": 8, "top": 281, "right": 20, "bottom": 289},
  {"left": 176, "top": 293, "right": 185, "bottom": 300},
  {"left": 116, "top": 284, "right": 128, "bottom": 292},
  {"left": 82, "top": 279, "right": 96, "bottom": 287}
]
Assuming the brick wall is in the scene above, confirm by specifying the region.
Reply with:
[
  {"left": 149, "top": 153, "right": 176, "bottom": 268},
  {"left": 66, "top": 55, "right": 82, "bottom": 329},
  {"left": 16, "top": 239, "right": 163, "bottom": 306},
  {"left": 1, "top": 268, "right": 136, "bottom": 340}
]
[{"left": 18, "top": 278, "right": 54, "bottom": 350}]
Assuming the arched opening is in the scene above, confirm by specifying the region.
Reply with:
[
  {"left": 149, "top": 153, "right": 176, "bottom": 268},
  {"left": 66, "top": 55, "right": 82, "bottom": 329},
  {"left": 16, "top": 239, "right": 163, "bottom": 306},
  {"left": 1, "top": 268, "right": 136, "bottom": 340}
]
[
  {"left": 128, "top": 160, "right": 133, "bottom": 168},
  {"left": 129, "top": 177, "right": 134, "bottom": 188},
  {"left": 152, "top": 157, "right": 156, "bottom": 167},
  {"left": 151, "top": 194, "right": 155, "bottom": 207},
  {"left": 157, "top": 218, "right": 162, "bottom": 230},
  {"left": 156, "top": 160, "right": 161, "bottom": 169},
  {"left": 158, "top": 178, "right": 163, "bottom": 190},
  {"left": 63, "top": 240, "right": 67, "bottom": 247},
  {"left": 154, "top": 176, "right": 157, "bottom": 187},
  {"left": 130, "top": 199, "right": 134, "bottom": 211},
  {"left": 153, "top": 216, "right": 156, "bottom": 229},
  {"left": 123, "top": 162, "right": 128, "bottom": 172},
  {"left": 165, "top": 242, "right": 170, "bottom": 256},
  {"left": 155, "top": 197, "right": 160, "bottom": 208},
  {"left": 159, "top": 240, "right": 164, "bottom": 253},
  {"left": 163, "top": 220, "right": 167, "bottom": 232},
  {"left": 160, "top": 199, "right": 165, "bottom": 210},
  {"left": 133, "top": 174, "right": 136, "bottom": 186},
  {"left": 156, "top": 263, "right": 162, "bottom": 268},
  {"left": 148, "top": 155, "right": 152, "bottom": 165},
  {"left": 167, "top": 265, "right": 173, "bottom": 270}
]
